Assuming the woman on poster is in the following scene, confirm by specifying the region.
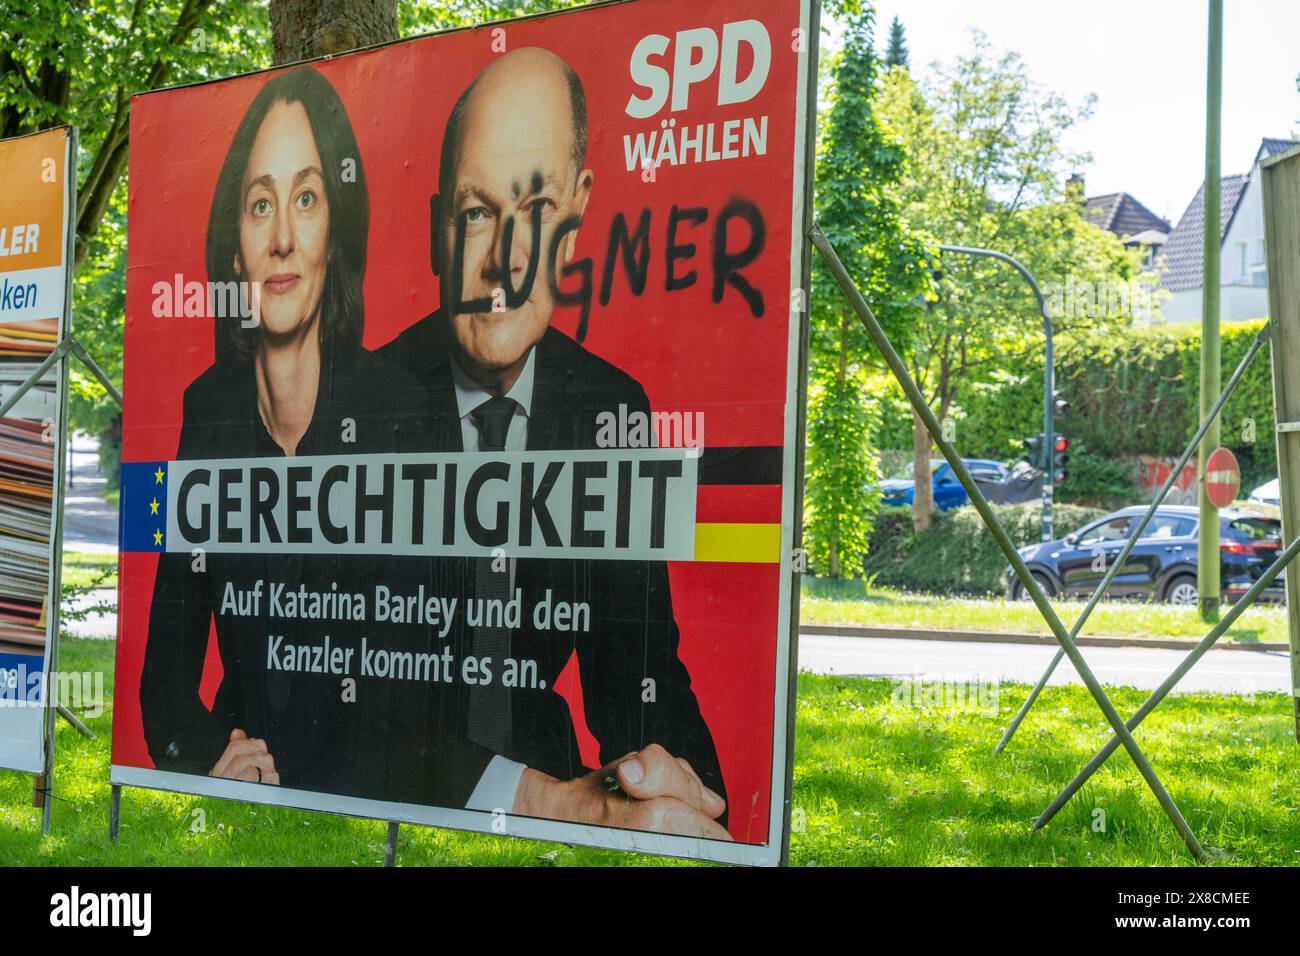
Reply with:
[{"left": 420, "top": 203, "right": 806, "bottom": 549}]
[{"left": 138, "top": 67, "right": 461, "bottom": 802}]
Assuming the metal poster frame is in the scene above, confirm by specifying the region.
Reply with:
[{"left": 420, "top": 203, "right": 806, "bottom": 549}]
[{"left": 1261, "top": 143, "right": 1300, "bottom": 737}]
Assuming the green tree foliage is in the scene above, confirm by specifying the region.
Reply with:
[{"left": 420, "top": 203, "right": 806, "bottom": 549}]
[
  {"left": 806, "top": 361, "right": 880, "bottom": 578},
  {"left": 401, "top": 0, "right": 582, "bottom": 33},
  {"left": 873, "top": 32, "right": 1158, "bottom": 527},
  {"left": 805, "top": 7, "right": 933, "bottom": 577},
  {"left": 884, "top": 16, "right": 908, "bottom": 70},
  {"left": 70, "top": 183, "right": 128, "bottom": 477},
  {"left": 870, "top": 319, "right": 1277, "bottom": 503}
]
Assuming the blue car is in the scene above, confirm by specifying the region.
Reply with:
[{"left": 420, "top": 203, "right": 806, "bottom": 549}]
[
  {"left": 879, "top": 458, "right": 1011, "bottom": 511},
  {"left": 1001, "top": 505, "right": 1284, "bottom": 605}
]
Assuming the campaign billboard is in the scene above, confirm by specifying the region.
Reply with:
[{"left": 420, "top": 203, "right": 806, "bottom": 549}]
[
  {"left": 112, "top": 0, "right": 816, "bottom": 865},
  {"left": 0, "top": 126, "right": 74, "bottom": 774}
]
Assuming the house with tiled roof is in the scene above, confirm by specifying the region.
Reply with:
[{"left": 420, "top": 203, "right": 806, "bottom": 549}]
[
  {"left": 1084, "top": 190, "right": 1171, "bottom": 258},
  {"left": 1072, "top": 177, "right": 1169, "bottom": 276},
  {"left": 1158, "top": 137, "right": 1300, "bottom": 323}
]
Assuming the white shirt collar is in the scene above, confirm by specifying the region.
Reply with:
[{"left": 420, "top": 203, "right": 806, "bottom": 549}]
[{"left": 449, "top": 346, "right": 537, "bottom": 421}]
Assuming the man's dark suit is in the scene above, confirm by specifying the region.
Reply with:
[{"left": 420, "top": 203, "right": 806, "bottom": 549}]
[{"left": 378, "top": 310, "right": 728, "bottom": 813}]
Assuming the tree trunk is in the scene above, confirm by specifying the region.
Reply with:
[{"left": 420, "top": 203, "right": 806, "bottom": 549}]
[
  {"left": 911, "top": 407, "right": 933, "bottom": 533},
  {"left": 270, "top": 0, "right": 398, "bottom": 66}
]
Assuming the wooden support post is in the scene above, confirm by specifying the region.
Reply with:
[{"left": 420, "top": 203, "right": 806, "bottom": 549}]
[{"left": 1261, "top": 143, "right": 1300, "bottom": 739}]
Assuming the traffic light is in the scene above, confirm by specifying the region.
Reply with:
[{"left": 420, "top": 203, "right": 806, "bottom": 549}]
[
  {"left": 923, "top": 268, "right": 944, "bottom": 312},
  {"left": 1023, "top": 434, "right": 1045, "bottom": 470},
  {"left": 1052, "top": 436, "right": 1070, "bottom": 485}
]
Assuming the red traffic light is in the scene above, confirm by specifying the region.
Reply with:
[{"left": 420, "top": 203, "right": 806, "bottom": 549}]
[{"left": 1054, "top": 436, "right": 1068, "bottom": 452}]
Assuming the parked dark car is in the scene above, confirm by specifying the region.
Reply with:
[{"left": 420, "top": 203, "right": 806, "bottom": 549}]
[
  {"left": 880, "top": 458, "right": 1011, "bottom": 511},
  {"left": 1001, "top": 505, "right": 1284, "bottom": 605}
]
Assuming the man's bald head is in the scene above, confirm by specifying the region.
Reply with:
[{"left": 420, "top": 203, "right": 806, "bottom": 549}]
[
  {"left": 439, "top": 47, "right": 588, "bottom": 198},
  {"left": 430, "top": 47, "right": 596, "bottom": 395}
]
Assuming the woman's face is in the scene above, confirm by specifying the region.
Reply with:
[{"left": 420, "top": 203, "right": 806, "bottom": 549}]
[{"left": 237, "top": 100, "right": 330, "bottom": 340}]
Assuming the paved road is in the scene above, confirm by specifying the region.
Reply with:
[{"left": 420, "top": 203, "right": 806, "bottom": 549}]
[
  {"left": 798, "top": 633, "right": 1293, "bottom": 695},
  {"left": 66, "top": 599, "right": 1292, "bottom": 696},
  {"left": 64, "top": 588, "right": 118, "bottom": 639},
  {"left": 62, "top": 433, "right": 117, "bottom": 555}
]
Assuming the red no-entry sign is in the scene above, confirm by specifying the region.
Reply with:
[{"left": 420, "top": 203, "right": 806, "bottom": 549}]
[{"left": 1205, "top": 447, "right": 1241, "bottom": 508}]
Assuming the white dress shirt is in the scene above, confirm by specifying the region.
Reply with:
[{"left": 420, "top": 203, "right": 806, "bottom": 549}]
[{"left": 453, "top": 349, "right": 535, "bottom": 814}]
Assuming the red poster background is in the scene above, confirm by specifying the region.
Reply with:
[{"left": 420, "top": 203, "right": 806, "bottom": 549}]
[{"left": 113, "top": 0, "right": 805, "bottom": 846}]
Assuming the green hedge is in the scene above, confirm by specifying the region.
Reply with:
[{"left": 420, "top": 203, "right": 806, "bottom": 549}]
[
  {"left": 869, "top": 319, "right": 1276, "bottom": 498},
  {"left": 861, "top": 502, "right": 1107, "bottom": 595}
]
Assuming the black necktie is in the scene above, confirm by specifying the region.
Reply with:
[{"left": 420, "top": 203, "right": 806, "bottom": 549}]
[
  {"left": 471, "top": 395, "right": 517, "bottom": 451},
  {"left": 467, "top": 395, "right": 518, "bottom": 752}
]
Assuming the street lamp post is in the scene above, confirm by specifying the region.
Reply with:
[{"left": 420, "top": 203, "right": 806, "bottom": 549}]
[
  {"left": 938, "top": 244, "right": 1056, "bottom": 542},
  {"left": 1198, "top": 0, "right": 1224, "bottom": 623}
]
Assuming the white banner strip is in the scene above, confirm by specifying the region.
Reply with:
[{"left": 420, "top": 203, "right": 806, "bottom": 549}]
[
  {"left": 164, "top": 448, "right": 699, "bottom": 561},
  {"left": 0, "top": 264, "right": 66, "bottom": 324}
]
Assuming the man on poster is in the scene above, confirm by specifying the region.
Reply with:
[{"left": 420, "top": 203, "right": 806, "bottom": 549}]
[{"left": 380, "top": 47, "right": 730, "bottom": 839}]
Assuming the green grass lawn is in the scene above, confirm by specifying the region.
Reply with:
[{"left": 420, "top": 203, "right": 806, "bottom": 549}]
[
  {"left": 802, "top": 578, "right": 1290, "bottom": 645},
  {"left": 55, "top": 552, "right": 1287, "bottom": 642},
  {"left": 62, "top": 551, "right": 118, "bottom": 590},
  {"left": 1, "top": 637, "right": 1294, "bottom": 866}
]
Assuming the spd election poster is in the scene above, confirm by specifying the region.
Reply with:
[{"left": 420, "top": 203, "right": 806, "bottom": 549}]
[
  {"left": 0, "top": 126, "right": 74, "bottom": 775},
  {"left": 112, "top": 0, "right": 816, "bottom": 865}
]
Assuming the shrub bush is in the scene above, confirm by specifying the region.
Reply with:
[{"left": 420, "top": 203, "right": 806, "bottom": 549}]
[
  {"left": 861, "top": 502, "right": 1107, "bottom": 595},
  {"left": 1059, "top": 445, "right": 1136, "bottom": 507}
]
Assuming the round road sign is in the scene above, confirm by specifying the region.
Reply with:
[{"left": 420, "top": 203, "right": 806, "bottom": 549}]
[{"left": 1205, "top": 447, "right": 1240, "bottom": 508}]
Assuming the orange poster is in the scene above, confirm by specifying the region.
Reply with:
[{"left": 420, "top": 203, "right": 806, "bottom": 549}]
[{"left": 0, "top": 125, "right": 72, "bottom": 775}]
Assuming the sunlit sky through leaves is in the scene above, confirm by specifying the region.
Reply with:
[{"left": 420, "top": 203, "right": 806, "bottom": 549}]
[{"left": 830, "top": 0, "right": 1299, "bottom": 225}]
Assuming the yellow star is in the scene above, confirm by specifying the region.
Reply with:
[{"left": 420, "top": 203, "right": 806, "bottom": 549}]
[
  {"left": 149, "top": 498, "right": 159, "bottom": 515},
  {"left": 153, "top": 529, "right": 163, "bottom": 546},
  {"left": 154, "top": 467, "right": 164, "bottom": 484}
]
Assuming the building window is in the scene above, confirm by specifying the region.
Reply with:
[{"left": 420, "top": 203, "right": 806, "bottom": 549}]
[{"left": 1253, "top": 238, "right": 1268, "bottom": 286}]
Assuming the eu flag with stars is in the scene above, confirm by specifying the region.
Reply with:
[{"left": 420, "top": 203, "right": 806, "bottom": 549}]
[{"left": 120, "top": 461, "right": 168, "bottom": 553}]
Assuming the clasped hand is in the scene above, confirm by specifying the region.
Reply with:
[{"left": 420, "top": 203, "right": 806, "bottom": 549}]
[{"left": 514, "top": 743, "right": 731, "bottom": 840}]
